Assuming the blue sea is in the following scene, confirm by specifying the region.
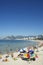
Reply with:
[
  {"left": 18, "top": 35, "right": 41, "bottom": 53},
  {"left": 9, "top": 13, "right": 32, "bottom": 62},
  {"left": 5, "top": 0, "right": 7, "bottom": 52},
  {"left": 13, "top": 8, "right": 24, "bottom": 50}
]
[{"left": 0, "top": 40, "right": 38, "bottom": 54}]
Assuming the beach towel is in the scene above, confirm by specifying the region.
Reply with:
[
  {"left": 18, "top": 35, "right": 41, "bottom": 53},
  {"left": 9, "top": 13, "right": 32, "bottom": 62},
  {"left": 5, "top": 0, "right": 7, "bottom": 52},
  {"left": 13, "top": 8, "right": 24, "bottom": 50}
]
[{"left": 23, "top": 53, "right": 30, "bottom": 58}]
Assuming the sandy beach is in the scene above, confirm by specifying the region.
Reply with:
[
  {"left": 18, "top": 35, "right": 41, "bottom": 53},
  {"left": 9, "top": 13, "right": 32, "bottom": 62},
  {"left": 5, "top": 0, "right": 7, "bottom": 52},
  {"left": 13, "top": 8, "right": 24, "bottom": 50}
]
[{"left": 0, "top": 40, "right": 43, "bottom": 65}]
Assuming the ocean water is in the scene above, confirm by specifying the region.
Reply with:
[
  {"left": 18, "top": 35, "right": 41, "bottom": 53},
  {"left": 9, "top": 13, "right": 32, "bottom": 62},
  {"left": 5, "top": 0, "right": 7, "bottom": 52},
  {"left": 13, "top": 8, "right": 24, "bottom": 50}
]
[{"left": 0, "top": 40, "right": 37, "bottom": 54}]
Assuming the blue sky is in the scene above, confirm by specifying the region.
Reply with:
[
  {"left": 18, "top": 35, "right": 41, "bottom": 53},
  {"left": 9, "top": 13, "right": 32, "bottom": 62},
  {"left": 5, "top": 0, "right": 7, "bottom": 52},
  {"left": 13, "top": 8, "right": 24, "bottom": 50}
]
[{"left": 0, "top": 0, "right": 43, "bottom": 36}]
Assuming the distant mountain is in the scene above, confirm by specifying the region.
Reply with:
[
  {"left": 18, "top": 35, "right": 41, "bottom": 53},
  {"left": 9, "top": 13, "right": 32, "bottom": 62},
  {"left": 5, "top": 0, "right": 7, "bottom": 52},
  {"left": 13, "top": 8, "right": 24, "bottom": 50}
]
[
  {"left": 0, "top": 34, "right": 43, "bottom": 40},
  {"left": 1, "top": 35, "right": 29, "bottom": 40},
  {"left": 3, "top": 35, "right": 16, "bottom": 40}
]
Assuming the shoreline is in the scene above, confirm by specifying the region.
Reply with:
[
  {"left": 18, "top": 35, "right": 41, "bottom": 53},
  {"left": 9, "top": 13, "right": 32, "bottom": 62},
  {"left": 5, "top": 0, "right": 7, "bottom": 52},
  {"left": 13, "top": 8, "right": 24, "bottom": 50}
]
[
  {"left": 0, "top": 40, "right": 43, "bottom": 65},
  {"left": 0, "top": 40, "right": 43, "bottom": 54},
  {"left": 31, "top": 40, "right": 43, "bottom": 45}
]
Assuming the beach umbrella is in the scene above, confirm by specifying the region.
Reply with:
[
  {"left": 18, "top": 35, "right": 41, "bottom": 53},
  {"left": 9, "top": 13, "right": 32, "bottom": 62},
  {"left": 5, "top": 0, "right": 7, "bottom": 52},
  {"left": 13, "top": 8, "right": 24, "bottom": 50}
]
[
  {"left": 23, "top": 47, "right": 27, "bottom": 51},
  {"left": 23, "top": 48, "right": 26, "bottom": 50},
  {"left": 20, "top": 49, "right": 23, "bottom": 52}
]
